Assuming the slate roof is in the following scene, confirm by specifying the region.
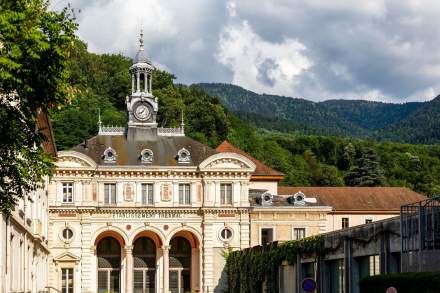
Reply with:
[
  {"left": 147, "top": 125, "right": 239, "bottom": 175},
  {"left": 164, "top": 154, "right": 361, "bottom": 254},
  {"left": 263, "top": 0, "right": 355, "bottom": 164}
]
[
  {"left": 72, "top": 134, "right": 217, "bottom": 166},
  {"left": 277, "top": 186, "right": 426, "bottom": 211},
  {"left": 216, "top": 141, "right": 284, "bottom": 178}
]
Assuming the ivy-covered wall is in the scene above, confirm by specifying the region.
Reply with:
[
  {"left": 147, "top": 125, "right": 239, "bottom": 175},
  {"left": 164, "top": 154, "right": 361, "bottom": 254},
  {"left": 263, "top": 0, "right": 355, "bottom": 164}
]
[{"left": 226, "top": 236, "right": 324, "bottom": 293}]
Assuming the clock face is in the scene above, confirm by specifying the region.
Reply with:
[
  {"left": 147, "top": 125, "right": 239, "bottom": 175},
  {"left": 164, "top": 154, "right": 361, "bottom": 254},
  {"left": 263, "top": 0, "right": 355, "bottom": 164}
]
[{"left": 134, "top": 103, "right": 151, "bottom": 121}]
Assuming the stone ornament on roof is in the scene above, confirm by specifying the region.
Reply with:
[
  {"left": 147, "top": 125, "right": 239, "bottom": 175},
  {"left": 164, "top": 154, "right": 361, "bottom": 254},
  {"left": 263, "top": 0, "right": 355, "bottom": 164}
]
[
  {"left": 103, "top": 147, "right": 117, "bottom": 163},
  {"left": 140, "top": 148, "right": 154, "bottom": 163},
  {"left": 177, "top": 148, "right": 191, "bottom": 163}
]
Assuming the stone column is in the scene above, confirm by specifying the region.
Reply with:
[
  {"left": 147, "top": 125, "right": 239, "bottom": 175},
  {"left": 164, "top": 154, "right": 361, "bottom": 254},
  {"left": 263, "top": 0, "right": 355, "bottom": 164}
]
[
  {"left": 131, "top": 73, "right": 135, "bottom": 93},
  {"left": 136, "top": 71, "right": 140, "bottom": 93},
  {"left": 162, "top": 245, "right": 170, "bottom": 293},
  {"left": 203, "top": 222, "right": 214, "bottom": 292},
  {"left": 81, "top": 217, "right": 93, "bottom": 292},
  {"left": 125, "top": 245, "right": 133, "bottom": 293}
]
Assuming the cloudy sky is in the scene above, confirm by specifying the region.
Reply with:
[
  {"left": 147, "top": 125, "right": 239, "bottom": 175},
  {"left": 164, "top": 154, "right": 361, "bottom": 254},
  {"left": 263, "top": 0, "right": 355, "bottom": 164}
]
[{"left": 51, "top": 0, "right": 440, "bottom": 102}]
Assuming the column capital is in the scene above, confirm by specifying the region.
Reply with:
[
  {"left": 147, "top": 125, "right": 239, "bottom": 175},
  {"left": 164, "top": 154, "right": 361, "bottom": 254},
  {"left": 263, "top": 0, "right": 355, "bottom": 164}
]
[
  {"left": 124, "top": 245, "right": 133, "bottom": 253},
  {"left": 161, "top": 245, "right": 171, "bottom": 252}
]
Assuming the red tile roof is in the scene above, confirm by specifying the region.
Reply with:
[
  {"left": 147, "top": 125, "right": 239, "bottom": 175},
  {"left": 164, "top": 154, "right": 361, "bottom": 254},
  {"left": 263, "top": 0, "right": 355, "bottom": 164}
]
[
  {"left": 277, "top": 186, "right": 426, "bottom": 211},
  {"left": 216, "top": 141, "right": 284, "bottom": 179}
]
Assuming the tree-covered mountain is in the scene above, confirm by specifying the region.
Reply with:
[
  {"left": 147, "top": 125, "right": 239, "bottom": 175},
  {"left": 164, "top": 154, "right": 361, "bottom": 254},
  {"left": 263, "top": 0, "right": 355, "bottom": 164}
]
[
  {"left": 50, "top": 40, "right": 440, "bottom": 197},
  {"left": 197, "top": 83, "right": 440, "bottom": 144}
]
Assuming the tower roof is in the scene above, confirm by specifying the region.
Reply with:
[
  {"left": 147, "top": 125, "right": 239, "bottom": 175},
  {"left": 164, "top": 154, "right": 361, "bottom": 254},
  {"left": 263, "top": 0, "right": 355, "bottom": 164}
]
[{"left": 133, "top": 29, "right": 151, "bottom": 65}]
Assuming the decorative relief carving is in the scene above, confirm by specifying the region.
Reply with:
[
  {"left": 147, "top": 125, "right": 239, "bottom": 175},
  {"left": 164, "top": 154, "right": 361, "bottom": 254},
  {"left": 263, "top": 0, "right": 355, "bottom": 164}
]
[
  {"left": 92, "top": 183, "right": 97, "bottom": 201},
  {"left": 196, "top": 183, "right": 202, "bottom": 202},
  {"left": 205, "top": 158, "right": 246, "bottom": 169},
  {"left": 161, "top": 183, "right": 172, "bottom": 201},
  {"left": 124, "top": 183, "right": 134, "bottom": 201}
]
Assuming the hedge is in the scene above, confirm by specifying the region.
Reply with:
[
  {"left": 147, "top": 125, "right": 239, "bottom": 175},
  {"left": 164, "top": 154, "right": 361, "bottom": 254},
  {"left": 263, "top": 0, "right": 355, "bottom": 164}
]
[{"left": 359, "top": 272, "right": 440, "bottom": 293}]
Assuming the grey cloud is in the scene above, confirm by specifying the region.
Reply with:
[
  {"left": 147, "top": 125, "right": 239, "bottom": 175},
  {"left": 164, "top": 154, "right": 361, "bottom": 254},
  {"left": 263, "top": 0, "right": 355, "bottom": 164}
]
[
  {"left": 257, "top": 58, "right": 279, "bottom": 87},
  {"left": 51, "top": 0, "right": 440, "bottom": 102}
]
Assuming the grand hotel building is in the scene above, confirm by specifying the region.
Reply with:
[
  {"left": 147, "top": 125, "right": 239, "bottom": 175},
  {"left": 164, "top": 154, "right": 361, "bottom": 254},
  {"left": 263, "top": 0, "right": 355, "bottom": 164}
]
[{"left": 2, "top": 33, "right": 423, "bottom": 293}]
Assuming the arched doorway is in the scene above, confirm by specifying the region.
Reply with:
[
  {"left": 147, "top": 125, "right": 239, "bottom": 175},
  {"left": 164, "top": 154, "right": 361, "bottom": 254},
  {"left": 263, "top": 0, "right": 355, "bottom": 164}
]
[
  {"left": 169, "top": 237, "right": 191, "bottom": 293},
  {"left": 97, "top": 237, "right": 121, "bottom": 293},
  {"left": 133, "top": 237, "right": 156, "bottom": 293}
]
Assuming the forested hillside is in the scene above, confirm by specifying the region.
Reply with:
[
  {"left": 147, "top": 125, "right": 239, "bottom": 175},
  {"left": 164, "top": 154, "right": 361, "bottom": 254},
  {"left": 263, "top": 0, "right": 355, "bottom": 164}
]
[
  {"left": 198, "top": 83, "right": 440, "bottom": 144},
  {"left": 51, "top": 41, "right": 440, "bottom": 196}
]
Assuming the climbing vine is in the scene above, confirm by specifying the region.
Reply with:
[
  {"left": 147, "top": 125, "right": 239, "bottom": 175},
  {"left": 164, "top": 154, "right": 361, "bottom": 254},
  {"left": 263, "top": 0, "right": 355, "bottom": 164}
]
[{"left": 226, "top": 236, "right": 324, "bottom": 293}]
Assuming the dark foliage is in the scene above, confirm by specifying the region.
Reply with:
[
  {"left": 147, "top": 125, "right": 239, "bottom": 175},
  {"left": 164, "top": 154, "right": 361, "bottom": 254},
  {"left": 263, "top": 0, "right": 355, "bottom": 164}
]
[
  {"left": 198, "top": 83, "right": 440, "bottom": 144},
  {"left": 0, "top": 0, "right": 76, "bottom": 213},
  {"left": 359, "top": 272, "right": 440, "bottom": 293}
]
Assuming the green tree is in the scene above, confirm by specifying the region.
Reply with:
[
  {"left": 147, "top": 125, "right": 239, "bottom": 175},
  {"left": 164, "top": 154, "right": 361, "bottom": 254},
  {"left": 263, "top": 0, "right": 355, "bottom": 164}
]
[
  {"left": 0, "top": 0, "right": 77, "bottom": 213},
  {"left": 344, "top": 147, "right": 384, "bottom": 186}
]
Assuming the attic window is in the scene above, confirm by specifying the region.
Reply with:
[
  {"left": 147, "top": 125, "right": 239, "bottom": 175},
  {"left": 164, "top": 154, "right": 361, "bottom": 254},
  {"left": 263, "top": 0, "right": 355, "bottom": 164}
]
[
  {"left": 103, "top": 147, "right": 117, "bottom": 162},
  {"left": 177, "top": 148, "right": 191, "bottom": 163},
  {"left": 288, "top": 191, "right": 306, "bottom": 205},
  {"left": 140, "top": 149, "right": 154, "bottom": 163},
  {"left": 260, "top": 192, "right": 273, "bottom": 206}
]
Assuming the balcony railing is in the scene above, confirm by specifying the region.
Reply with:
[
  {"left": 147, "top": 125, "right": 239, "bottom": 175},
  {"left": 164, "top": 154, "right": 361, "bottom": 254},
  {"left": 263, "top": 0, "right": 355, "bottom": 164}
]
[{"left": 157, "top": 127, "right": 184, "bottom": 136}]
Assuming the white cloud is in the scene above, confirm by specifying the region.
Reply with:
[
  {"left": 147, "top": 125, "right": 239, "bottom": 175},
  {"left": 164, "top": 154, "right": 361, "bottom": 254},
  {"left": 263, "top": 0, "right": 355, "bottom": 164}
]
[{"left": 216, "top": 21, "right": 312, "bottom": 96}]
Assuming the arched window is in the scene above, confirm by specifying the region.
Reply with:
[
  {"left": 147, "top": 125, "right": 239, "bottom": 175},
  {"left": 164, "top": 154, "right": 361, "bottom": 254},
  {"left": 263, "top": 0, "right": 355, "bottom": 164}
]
[
  {"left": 97, "top": 237, "right": 121, "bottom": 293},
  {"left": 133, "top": 237, "right": 156, "bottom": 293},
  {"left": 169, "top": 237, "right": 191, "bottom": 293},
  {"left": 140, "top": 73, "right": 145, "bottom": 92}
]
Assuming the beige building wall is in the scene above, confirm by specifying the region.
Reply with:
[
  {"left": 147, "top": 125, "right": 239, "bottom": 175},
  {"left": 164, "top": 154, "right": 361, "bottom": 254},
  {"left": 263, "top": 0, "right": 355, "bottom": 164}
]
[
  {"left": 0, "top": 177, "right": 50, "bottom": 293},
  {"left": 326, "top": 213, "right": 399, "bottom": 231},
  {"left": 250, "top": 181, "right": 278, "bottom": 195},
  {"left": 250, "top": 208, "right": 331, "bottom": 247}
]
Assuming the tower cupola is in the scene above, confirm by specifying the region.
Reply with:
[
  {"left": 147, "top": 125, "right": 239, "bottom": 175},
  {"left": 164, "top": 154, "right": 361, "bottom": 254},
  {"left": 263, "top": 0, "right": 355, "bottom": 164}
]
[{"left": 130, "top": 29, "right": 154, "bottom": 95}]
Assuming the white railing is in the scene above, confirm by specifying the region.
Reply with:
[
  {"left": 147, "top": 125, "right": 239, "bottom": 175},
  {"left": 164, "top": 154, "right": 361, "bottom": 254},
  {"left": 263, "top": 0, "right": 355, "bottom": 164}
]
[
  {"left": 157, "top": 127, "right": 185, "bottom": 136},
  {"left": 98, "top": 126, "right": 126, "bottom": 135}
]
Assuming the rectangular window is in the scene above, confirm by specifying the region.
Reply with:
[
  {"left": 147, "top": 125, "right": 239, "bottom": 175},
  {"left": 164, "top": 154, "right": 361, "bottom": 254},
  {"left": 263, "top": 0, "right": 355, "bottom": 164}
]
[
  {"left": 261, "top": 228, "right": 274, "bottom": 245},
  {"left": 61, "top": 268, "right": 74, "bottom": 293},
  {"left": 220, "top": 183, "right": 233, "bottom": 205},
  {"left": 179, "top": 184, "right": 191, "bottom": 205},
  {"left": 293, "top": 228, "right": 306, "bottom": 240},
  {"left": 62, "top": 183, "right": 74, "bottom": 203},
  {"left": 141, "top": 183, "right": 154, "bottom": 205},
  {"left": 365, "top": 219, "right": 373, "bottom": 224},
  {"left": 104, "top": 183, "right": 117, "bottom": 205},
  {"left": 342, "top": 217, "right": 349, "bottom": 229}
]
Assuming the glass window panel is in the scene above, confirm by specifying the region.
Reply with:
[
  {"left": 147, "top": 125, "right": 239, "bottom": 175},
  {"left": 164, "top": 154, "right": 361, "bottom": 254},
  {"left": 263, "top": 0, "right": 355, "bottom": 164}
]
[
  {"left": 104, "top": 184, "right": 116, "bottom": 204},
  {"left": 169, "top": 271, "right": 179, "bottom": 293},
  {"left": 261, "top": 228, "right": 274, "bottom": 245},
  {"left": 62, "top": 183, "right": 74, "bottom": 203},
  {"left": 294, "top": 228, "right": 306, "bottom": 240},
  {"left": 133, "top": 270, "right": 144, "bottom": 292},
  {"left": 97, "top": 271, "right": 108, "bottom": 293},
  {"left": 182, "top": 270, "right": 191, "bottom": 291},
  {"left": 142, "top": 184, "right": 154, "bottom": 205},
  {"left": 146, "top": 270, "right": 155, "bottom": 289},
  {"left": 179, "top": 184, "right": 191, "bottom": 204},
  {"left": 110, "top": 270, "right": 120, "bottom": 293}
]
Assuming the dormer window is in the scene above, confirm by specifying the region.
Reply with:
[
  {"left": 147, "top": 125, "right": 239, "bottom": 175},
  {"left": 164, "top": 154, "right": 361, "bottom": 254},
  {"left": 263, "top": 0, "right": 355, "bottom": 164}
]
[
  {"left": 259, "top": 192, "right": 273, "bottom": 206},
  {"left": 287, "top": 191, "right": 306, "bottom": 205},
  {"left": 103, "top": 147, "right": 117, "bottom": 163},
  {"left": 177, "top": 148, "right": 191, "bottom": 163},
  {"left": 140, "top": 149, "right": 154, "bottom": 163}
]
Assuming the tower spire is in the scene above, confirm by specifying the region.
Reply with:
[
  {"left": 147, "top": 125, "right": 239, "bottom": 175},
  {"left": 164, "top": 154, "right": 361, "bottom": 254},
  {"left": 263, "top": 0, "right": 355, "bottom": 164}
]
[{"left": 139, "top": 27, "right": 144, "bottom": 50}]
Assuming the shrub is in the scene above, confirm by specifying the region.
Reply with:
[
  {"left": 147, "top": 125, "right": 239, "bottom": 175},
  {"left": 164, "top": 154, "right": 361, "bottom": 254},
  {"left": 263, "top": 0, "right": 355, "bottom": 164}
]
[{"left": 359, "top": 272, "right": 440, "bottom": 293}]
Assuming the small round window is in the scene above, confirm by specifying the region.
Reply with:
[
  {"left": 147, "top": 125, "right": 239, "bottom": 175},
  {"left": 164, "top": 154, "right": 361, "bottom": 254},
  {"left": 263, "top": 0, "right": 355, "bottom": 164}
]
[
  {"left": 220, "top": 227, "right": 233, "bottom": 242},
  {"left": 62, "top": 228, "right": 73, "bottom": 241}
]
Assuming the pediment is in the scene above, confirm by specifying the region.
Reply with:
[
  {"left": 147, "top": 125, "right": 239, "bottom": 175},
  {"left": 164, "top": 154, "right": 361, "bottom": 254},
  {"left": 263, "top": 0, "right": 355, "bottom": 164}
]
[
  {"left": 56, "top": 151, "right": 97, "bottom": 168},
  {"left": 54, "top": 252, "right": 80, "bottom": 263},
  {"left": 199, "top": 153, "right": 256, "bottom": 172}
]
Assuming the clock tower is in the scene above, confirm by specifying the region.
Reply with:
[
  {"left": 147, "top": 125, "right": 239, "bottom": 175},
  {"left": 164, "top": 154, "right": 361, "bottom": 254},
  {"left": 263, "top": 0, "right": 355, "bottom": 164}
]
[{"left": 126, "top": 30, "right": 159, "bottom": 141}]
